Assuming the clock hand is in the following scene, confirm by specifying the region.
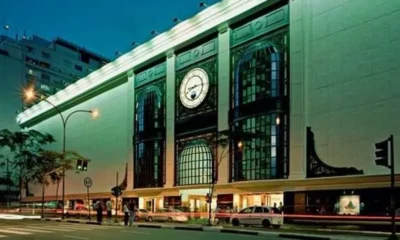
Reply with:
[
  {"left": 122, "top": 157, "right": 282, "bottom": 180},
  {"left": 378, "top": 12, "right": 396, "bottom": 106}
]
[
  {"left": 186, "top": 85, "right": 198, "bottom": 94},
  {"left": 186, "top": 83, "right": 203, "bottom": 94}
]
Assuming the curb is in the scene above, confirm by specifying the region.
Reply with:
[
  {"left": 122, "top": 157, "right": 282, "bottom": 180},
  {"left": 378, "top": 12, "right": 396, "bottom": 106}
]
[
  {"left": 220, "top": 229, "right": 258, "bottom": 236},
  {"left": 278, "top": 234, "right": 330, "bottom": 240}
]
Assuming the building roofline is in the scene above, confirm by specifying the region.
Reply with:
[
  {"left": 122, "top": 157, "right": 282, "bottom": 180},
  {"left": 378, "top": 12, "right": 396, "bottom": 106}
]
[
  {"left": 53, "top": 37, "right": 111, "bottom": 63},
  {"left": 16, "top": 0, "right": 271, "bottom": 126}
]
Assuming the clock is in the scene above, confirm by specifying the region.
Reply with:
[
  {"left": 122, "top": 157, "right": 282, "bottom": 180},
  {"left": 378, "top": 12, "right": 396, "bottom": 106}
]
[{"left": 179, "top": 68, "right": 210, "bottom": 109}]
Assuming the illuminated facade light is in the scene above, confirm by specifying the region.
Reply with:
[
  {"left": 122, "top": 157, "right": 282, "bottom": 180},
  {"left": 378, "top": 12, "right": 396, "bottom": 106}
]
[{"left": 16, "top": 0, "right": 267, "bottom": 126}]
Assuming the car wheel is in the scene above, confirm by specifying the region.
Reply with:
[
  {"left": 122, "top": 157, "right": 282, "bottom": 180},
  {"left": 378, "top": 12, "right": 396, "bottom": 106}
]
[
  {"left": 168, "top": 217, "right": 173, "bottom": 223},
  {"left": 232, "top": 218, "right": 240, "bottom": 226},
  {"left": 272, "top": 225, "right": 281, "bottom": 229},
  {"left": 262, "top": 219, "right": 271, "bottom": 228},
  {"left": 148, "top": 217, "right": 153, "bottom": 222}
]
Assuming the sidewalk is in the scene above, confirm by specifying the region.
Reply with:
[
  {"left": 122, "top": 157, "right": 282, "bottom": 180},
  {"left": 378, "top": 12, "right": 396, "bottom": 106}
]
[{"left": 30, "top": 217, "right": 390, "bottom": 240}]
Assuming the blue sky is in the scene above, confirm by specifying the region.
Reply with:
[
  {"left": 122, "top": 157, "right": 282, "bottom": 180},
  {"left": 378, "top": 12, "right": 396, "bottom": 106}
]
[{"left": 1, "top": 0, "right": 220, "bottom": 59}]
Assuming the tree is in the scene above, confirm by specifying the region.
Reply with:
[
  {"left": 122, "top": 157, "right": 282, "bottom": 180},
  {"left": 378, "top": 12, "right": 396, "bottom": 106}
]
[
  {"left": 32, "top": 150, "right": 88, "bottom": 217},
  {"left": 0, "top": 129, "right": 55, "bottom": 204},
  {"left": 207, "top": 129, "right": 258, "bottom": 225}
]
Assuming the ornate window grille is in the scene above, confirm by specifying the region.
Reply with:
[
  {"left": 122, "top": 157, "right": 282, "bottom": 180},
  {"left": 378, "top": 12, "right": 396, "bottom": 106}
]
[
  {"left": 230, "top": 29, "right": 289, "bottom": 182},
  {"left": 176, "top": 134, "right": 216, "bottom": 186},
  {"left": 134, "top": 83, "right": 166, "bottom": 188}
]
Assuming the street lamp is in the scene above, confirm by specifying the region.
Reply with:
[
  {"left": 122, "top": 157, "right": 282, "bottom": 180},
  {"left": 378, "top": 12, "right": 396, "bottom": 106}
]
[{"left": 24, "top": 87, "right": 98, "bottom": 219}]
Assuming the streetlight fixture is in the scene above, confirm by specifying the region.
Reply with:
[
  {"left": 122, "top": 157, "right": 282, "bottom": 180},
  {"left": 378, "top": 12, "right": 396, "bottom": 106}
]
[{"left": 24, "top": 87, "right": 98, "bottom": 219}]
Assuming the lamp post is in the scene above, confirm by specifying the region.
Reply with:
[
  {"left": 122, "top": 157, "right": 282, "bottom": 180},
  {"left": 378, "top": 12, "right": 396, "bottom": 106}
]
[{"left": 24, "top": 88, "right": 98, "bottom": 219}]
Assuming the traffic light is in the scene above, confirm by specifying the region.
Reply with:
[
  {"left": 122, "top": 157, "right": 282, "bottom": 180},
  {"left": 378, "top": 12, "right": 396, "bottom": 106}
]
[
  {"left": 76, "top": 159, "right": 83, "bottom": 171},
  {"left": 111, "top": 186, "right": 122, "bottom": 197},
  {"left": 82, "top": 160, "right": 88, "bottom": 171},
  {"left": 76, "top": 160, "right": 88, "bottom": 171},
  {"left": 375, "top": 139, "right": 389, "bottom": 167}
]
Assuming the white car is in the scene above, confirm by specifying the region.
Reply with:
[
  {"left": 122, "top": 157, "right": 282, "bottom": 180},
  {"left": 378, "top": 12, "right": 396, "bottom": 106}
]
[
  {"left": 230, "top": 206, "right": 283, "bottom": 229},
  {"left": 148, "top": 208, "right": 188, "bottom": 223}
]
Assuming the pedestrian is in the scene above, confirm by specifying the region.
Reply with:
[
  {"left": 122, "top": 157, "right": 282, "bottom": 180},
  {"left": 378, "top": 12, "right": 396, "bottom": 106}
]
[
  {"left": 129, "top": 201, "right": 136, "bottom": 227},
  {"left": 123, "top": 202, "right": 129, "bottom": 226},
  {"left": 279, "top": 202, "right": 284, "bottom": 212},
  {"left": 96, "top": 200, "right": 103, "bottom": 223},
  {"left": 106, "top": 200, "right": 112, "bottom": 222}
]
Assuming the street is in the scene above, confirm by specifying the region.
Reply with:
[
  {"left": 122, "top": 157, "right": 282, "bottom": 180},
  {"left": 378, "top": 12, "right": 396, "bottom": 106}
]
[{"left": 0, "top": 220, "right": 291, "bottom": 240}]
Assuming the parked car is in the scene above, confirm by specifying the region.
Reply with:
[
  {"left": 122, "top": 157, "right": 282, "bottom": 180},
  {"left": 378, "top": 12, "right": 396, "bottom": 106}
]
[
  {"left": 229, "top": 206, "right": 283, "bottom": 229},
  {"left": 148, "top": 208, "right": 188, "bottom": 223},
  {"left": 134, "top": 209, "right": 150, "bottom": 221}
]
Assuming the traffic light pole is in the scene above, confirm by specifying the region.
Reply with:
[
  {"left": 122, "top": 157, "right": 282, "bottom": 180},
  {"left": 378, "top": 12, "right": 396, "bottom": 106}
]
[
  {"left": 389, "top": 135, "right": 397, "bottom": 240},
  {"left": 87, "top": 186, "right": 91, "bottom": 221}
]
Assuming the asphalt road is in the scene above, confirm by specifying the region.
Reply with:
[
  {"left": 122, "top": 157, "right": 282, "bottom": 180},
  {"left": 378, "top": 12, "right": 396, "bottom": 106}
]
[{"left": 0, "top": 220, "right": 290, "bottom": 240}]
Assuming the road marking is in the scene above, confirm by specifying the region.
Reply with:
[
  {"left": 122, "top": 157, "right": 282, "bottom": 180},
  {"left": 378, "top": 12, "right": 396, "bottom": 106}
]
[
  {"left": 27, "top": 226, "right": 72, "bottom": 232},
  {"left": 122, "top": 230, "right": 151, "bottom": 235},
  {"left": 7, "top": 227, "right": 53, "bottom": 233},
  {"left": 63, "top": 235, "right": 89, "bottom": 240},
  {"left": 32, "top": 224, "right": 94, "bottom": 231},
  {"left": 0, "top": 229, "right": 32, "bottom": 235},
  {"left": 48, "top": 225, "right": 93, "bottom": 231}
]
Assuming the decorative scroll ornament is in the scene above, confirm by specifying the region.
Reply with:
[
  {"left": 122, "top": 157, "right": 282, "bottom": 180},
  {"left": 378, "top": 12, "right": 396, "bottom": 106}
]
[
  {"left": 306, "top": 127, "right": 363, "bottom": 178},
  {"left": 118, "top": 163, "right": 128, "bottom": 190}
]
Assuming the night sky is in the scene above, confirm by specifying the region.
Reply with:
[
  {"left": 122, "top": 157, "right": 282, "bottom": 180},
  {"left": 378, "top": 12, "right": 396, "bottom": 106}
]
[{"left": 1, "top": 0, "right": 220, "bottom": 59}]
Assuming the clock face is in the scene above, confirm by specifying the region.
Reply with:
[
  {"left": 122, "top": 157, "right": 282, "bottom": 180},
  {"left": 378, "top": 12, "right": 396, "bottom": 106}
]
[{"left": 179, "top": 68, "right": 209, "bottom": 109}]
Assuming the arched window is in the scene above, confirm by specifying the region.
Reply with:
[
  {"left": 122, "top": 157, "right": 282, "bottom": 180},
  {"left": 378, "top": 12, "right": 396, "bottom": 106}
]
[
  {"left": 233, "top": 41, "right": 281, "bottom": 109},
  {"left": 177, "top": 140, "right": 213, "bottom": 185},
  {"left": 136, "top": 86, "right": 163, "bottom": 134},
  {"left": 134, "top": 85, "right": 165, "bottom": 188},
  {"left": 230, "top": 41, "right": 288, "bottom": 182}
]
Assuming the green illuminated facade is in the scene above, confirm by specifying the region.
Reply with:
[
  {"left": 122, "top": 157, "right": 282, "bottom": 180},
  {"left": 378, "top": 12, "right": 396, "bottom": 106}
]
[{"left": 18, "top": 0, "right": 400, "bottom": 215}]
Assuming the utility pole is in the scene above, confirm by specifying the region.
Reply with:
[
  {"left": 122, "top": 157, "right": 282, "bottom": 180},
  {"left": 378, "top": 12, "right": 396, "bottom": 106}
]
[
  {"left": 115, "top": 172, "right": 119, "bottom": 222},
  {"left": 389, "top": 135, "right": 397, "bottom": 240},
  {"left": 41, "top": 178, "right": 45, "bottom": 218},
  {"left": 6, "top": 158, "right": 10, "bottom": 208}
]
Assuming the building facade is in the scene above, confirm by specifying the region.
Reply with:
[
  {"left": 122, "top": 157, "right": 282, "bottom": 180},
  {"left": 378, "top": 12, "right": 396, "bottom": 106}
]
[
  {"left": 17, "top": 0, "right": 400, "bottom": 216},
  {"left": 0, "top": 34, "right": 109, "bottom": 204},
  {"left": 0, "top": 35, "right": 109, "bottom": 98}
]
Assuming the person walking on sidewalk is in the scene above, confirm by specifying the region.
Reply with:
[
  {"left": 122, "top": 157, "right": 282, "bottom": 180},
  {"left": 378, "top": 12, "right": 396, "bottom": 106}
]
[
  {"left": 106, "top": 200, "right": 112, "bottom": 222},
  {"left": 129, "top": 201, "right": 136, "bottom": 227},
  {"left": 95, "top": 200, "right": 103, "bottom": 223},
  {"left": 123, "top": 202, "right": 129, "bottom": 226}
]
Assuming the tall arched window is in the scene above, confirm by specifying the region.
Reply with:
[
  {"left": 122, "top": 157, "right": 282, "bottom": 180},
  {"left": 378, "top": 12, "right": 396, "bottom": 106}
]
[
  {"left": 134, "top": 85, "right": 165, "bottom": 188},
  {"left": 177, "top": 140, "right": 213, "bottom": 185},
  {"left": 231, "top": 39, "right": 288, "bottom": 182},
  {"left": 233, "top": 42, "right": 281, "bottom": 109}
]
